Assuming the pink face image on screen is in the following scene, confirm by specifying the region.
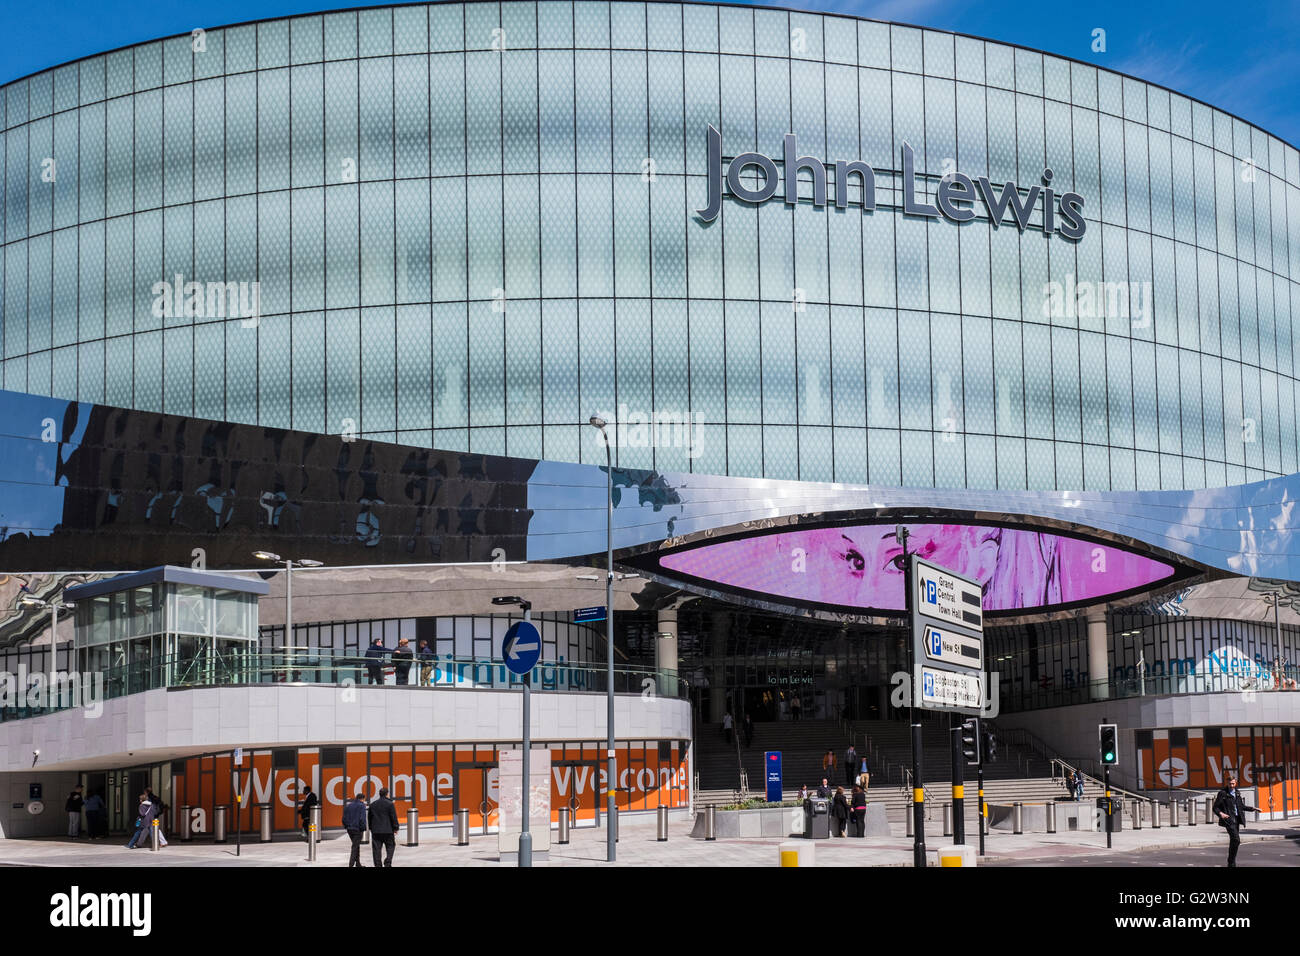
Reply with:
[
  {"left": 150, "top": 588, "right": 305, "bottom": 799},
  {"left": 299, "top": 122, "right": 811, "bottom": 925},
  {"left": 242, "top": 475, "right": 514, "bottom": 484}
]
[{"left": 658, "top": 524, "right": 1176, "bottom": 612}]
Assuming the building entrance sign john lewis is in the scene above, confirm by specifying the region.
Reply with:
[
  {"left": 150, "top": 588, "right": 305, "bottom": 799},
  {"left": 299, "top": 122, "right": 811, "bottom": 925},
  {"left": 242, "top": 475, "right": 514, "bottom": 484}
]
[{"left": 698, "top": 125, "right": 1087, "bottom": 241}]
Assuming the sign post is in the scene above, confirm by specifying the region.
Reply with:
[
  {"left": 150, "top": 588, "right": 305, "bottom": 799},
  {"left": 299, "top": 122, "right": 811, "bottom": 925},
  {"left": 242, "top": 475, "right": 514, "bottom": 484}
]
[
  {"left": 910, "top": 551, "right": 985, "bottom": 863},
  {"left": 502, "top": 612, "right": 541, "bottom": 868},
  {"left": 234, "top": 747, "right": 244, "bottom": 857},
  {"left": 764, "top": 752, "right": 783, "bottom": 803}
]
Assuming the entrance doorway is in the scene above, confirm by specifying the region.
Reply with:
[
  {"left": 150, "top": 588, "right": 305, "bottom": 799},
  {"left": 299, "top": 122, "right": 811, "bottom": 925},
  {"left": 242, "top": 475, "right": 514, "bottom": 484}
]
[
  {"left": 453, "top": 763, "right": 498, "bottom": 835},
  {"left": 553, "top": 761, "right": 601, "bottom": 827}
]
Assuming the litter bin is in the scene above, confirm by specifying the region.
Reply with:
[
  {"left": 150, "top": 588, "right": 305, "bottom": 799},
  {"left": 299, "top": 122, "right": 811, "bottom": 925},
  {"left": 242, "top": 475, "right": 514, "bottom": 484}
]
[
  {"left": 803, "top": 797, "right": 831, "bottom": 839},
  {"left": 1095, "top": 796, "right": 1123, "bottom": 832},
  {"left": 258, "top": 803, "right": 273, "bottom": 842}
]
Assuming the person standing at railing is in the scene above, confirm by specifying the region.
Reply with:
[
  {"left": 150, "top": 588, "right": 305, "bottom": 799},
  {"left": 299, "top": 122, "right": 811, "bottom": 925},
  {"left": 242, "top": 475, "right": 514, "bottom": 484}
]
[
  {"left": 418, "top": 640, "right": 435, "bottom": 686},
  {"left": 364, "top": 638, "right": 386, "bottom": 685},
  {"left": 391, "top": 638, "right": 414, "bottom": 686},
  {"left": 743, "top": 713, "right": 754, "bottom": 748},
  {"left": 844, "top": 745, "right": 858, "bottom": 787}
]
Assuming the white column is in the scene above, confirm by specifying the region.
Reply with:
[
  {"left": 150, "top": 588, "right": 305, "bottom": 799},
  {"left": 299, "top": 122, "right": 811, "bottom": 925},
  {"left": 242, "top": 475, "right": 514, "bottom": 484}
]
[
  {"left": 656, "top": 609, "right": 678, "bottom": 697},
  {"left": 1087, "top": 614, "right": 1110, "bottom": 701}
]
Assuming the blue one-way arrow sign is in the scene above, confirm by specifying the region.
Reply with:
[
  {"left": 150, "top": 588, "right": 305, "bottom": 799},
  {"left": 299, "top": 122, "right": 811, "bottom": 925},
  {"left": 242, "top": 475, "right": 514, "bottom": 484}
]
[{"left": 502, "top": 620, "right": 542, "bottom": 675}]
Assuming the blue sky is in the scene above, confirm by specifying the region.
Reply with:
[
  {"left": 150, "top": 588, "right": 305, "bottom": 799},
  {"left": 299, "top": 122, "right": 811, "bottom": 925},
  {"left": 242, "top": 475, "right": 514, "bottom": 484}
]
[{"left": 3, "top": 0, "right": 1299, "bottom": 146}]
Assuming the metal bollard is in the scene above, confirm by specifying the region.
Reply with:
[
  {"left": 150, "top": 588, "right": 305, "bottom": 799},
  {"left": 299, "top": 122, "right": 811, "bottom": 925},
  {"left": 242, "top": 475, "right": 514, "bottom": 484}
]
[
  {"left": 214, "top": 805, "right": 228, "bottom": 843},
  {"left": 558, "top": 808, "right": 571, "bottom": 844},
  {"left": 150, "top": 819, "right": 160, "bottom": 851},
  {"left": 1013, "top": 801, "right": 1023, "bottom": 835},
  {"left": 942, "top": 802, "right": 952, "bottom": 837},
  {"left": 657, "top": 805, "right": 669, "bottom": 842},
  {"left": 179, "top": 805, "right": 192, "bottom": 841},
  {"left": 1187, "top": 797, "right": 1198, "bottom": 826},
  {"left": 310, "top": 805, "right": 322, "bottom": 845},
  {"left": 1205, "top": 796, "right": 1216, "bottom": 825},
  {"left": 259, "top": 803, "right": 272, "bottom": 842},
  {"left": 906, "top": 805, "right": 913, "bottom": 837},
  {"left": 705, "top": 804, "right": 717, "bottom": 841},
  {"left": 1132, "top": 799, "right": 1143, "bottom": 830},
  {"left": 307, "top": 812, "right": 317, "bottom": 862},
  {"left": 406, "top": 807, "right": 419, "bottom": 847},
  {"left": 453, "top": 808, "right": 469, "bottom": 846},
  {"left": 1170, "top": 799, "right": 1180, "bottom": 827},
  {"left": 1150, "top": 799, "right": 1161, "bottom": 828},
  {"left": 1046, "top": 801, "right": 1057, "bottom": 834}
]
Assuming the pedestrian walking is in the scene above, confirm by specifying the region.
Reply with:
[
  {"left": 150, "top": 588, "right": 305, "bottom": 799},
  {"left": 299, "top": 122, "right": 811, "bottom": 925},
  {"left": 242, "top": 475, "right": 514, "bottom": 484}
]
[
  {"left": 1214, "top": 773, "right": 1258, "bottom": 867},
  {"left": 343, "top": 793, "right": 368, "bottom": 867},
  {"left": 392, "top": 637, "right": 414, "bottom": 685},
  {"left": 743, "top": 713, "right": 754, "bottom": 748},
  {"left": 418, "top": 639, "right": 435, "bottom": 686},
  {"left": 844, "top": 745, "right": 858, "bottom": 786},
  {"left": 364, "top": 638, "right": 386, "bottom": 684},
  {"left": 369, "top": 787, "right": 400, "bottom": 866},
  {"left": 790, "top": 694, "right": 802, "bottom": 721},
  {"left": 124, "top": 793, "right": 166, "bottom": 848},
  {"left": 722, "top": 711, "right": 734, "bottom": 745},
  {"left": 822, "top": 749, "right": 837, "bottom": 778},
  {"left": 831, "top": 786, "right": 849, "bottom": 837},
  {"left": 299, "top": 785, "right": 320, "bottom": 840},
  {"left": 65, "top": 785, "right": 84, "bottom": 838},
  {"left": 857, "top": 756, "right": 871, "bottom": 794}
]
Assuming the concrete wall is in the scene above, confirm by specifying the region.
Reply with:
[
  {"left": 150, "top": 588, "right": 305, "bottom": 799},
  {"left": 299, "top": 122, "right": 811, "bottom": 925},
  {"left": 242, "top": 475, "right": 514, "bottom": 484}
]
[
  {"left": 0, "top": 684, "right": 693, "bottom": 772},
  {"left": 0, "top": 771, "right": 80, "bottom": 839}
]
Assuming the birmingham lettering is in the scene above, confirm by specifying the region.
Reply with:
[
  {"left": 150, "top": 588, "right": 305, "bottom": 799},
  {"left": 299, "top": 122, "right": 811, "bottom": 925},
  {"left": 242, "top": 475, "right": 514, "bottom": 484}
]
[{"left": 697, "top": 125, "right": 1086, "bottom": 241}]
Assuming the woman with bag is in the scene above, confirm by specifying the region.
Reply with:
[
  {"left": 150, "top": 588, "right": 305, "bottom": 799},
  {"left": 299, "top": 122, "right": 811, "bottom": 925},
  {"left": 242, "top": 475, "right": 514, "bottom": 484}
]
[
  {"left": 831, "top": 787, "right": 850, "bottom": 837},
  {"left": 851, "top": 784, "right": 868, "bottom": 837}
]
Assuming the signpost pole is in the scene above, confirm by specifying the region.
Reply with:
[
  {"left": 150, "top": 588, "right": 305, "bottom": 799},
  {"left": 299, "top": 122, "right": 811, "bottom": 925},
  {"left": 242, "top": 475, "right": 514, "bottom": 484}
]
[
  {"left": 977, "top": 759, "right": 985, "bottom": 856},
  {"left": 520, "top": 605, "right": 532, "bottom": 868},
  {"left": 1104, "top": 763, "right": 1112, "bottom": 849},
  {"left": 234, "top": 748, "right": 244, "bottom": 858},
  {"left": 901, "top": 530, "right": 925, "bottom": 869},
  {"left": 951, "top": 714, "right": 965, "bottom": 845}
]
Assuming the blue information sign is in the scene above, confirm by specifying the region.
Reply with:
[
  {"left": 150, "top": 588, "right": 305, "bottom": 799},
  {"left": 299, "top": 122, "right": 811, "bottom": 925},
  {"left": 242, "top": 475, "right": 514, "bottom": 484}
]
[
  {"left": 764, "top": 752, "right": 783, "bottom": 803},
  {"left": 573, "top": 606, "right": 606, "bottom": 624},
  {"left": 501, "top": 620, "right": 542, "bottom": 675}
]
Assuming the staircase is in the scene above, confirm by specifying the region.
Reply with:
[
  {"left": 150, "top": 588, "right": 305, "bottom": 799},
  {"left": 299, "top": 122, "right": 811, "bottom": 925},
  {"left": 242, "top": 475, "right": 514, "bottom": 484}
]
[
  {"left": 694, "top": 719, "right": 854, "bottom": 793},
  {"left": 850, "top": 719, "right": 1051, "bottom": 785}
]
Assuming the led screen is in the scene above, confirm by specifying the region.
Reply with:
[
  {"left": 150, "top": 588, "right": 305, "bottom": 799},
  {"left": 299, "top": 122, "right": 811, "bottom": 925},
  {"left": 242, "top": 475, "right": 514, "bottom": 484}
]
[{"left": 657, "top": 523, "right": 1177, "bottom": 613}]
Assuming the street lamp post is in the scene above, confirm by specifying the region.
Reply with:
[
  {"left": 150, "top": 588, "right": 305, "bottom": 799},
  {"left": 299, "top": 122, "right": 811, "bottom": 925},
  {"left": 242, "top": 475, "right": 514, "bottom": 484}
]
[
  {"left": 589, "top": 415, "right": 616, "bottom": 864},
  {"left": 253, "top": 553, "right": 323, "bottom": 674},
  {"left": 20, "top": 596, "right": 76, "bottom": 694}
]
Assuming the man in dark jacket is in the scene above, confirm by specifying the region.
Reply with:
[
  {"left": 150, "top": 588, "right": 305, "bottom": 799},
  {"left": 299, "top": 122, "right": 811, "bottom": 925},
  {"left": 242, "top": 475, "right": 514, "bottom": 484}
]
[
  {"left": 391, "top": 638, "right": 414, "bottom": 685},
  {"left": 368, "top": 787, "right": 400, "bottom": 867},
  {"left": 342, "top": 793, "right": 368, "bottom": 867},
  {"left": 364, "top": 638, "right": 386, "bottom": 684},
  {"left": 417, "top": 639, "right": 435, "bottom": 686},
  {"left": 65, "top": 785, "right": 84, "bottom": 838},
  {"left": 299, "top": 785, "right": 320, "bottom": 840},
  {"left": 1213, "top": 773, "right": 1258, "bottom": 867}
]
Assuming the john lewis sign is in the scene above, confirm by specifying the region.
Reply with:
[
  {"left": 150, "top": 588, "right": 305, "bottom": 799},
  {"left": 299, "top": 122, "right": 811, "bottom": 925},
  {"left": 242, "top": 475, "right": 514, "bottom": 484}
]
[{"left": 697, "top": 125, "right": 1086, "bottom": 240}]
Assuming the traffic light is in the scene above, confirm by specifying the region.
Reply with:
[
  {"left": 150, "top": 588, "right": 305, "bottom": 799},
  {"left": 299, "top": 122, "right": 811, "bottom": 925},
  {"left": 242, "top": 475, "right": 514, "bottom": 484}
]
[
  {"left": 961, "top": 717, "right": 981, "bottom": 764},
  {"left": 1099, "top": 723, "right": 1118, "bottom": 765}
]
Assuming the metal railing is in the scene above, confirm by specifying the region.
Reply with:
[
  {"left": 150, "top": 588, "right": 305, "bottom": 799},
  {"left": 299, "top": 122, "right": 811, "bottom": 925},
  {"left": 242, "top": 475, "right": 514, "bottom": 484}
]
[
  {"left": 0, "top": 649, "right": 687, "bottom": 723},
  {"left": 1049, "top": 757, "right": 1144, "bottom": 801},
  {"left": 1004, "top": 672, "right": 1300, "bottom": 713}
]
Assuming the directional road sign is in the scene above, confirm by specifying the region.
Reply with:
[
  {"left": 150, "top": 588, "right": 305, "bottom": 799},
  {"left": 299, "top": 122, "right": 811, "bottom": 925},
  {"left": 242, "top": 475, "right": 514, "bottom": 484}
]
[
  {"left": 914, "top": 558, "right": 984, "bottom": 633},
  {"left": 502, "top": 620, "right": 542, "bottom": 675},
  {"left": 921, "top": 624, "right": 983, "bottom": 670},
  {"left": 920, "top": 666, "right": 983, "bottom": 711}
]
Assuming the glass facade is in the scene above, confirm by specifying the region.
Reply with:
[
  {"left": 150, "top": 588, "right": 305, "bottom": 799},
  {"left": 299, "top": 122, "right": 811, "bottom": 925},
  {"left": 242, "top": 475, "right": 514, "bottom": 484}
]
[{"left": 2, "top": 3, "right": 1299, "bottom": 492}]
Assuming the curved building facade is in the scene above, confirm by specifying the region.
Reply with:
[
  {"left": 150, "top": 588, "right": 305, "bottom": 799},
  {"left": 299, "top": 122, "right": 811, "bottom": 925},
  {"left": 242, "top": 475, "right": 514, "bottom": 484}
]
[{"left": 3, "top": 1, "right": 1298, "bottom": 493}]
